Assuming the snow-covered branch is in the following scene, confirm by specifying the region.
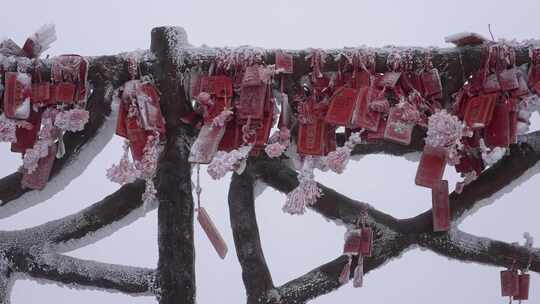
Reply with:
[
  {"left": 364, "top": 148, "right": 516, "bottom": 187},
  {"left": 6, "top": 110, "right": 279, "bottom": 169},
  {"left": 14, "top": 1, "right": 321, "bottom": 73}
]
[
  {"left": 228, "top": 171, "right": 274, "bottom": 303},
  {"left": 7, "top": 251, "right": 155, "bottom": 295},
  {"left": 417, "top": 229, "right": 539, "bottom": 273}
]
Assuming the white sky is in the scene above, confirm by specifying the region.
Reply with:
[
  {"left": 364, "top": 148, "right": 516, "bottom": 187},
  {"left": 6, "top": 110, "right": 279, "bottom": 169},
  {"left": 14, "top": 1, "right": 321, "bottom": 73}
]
[{"left": 1, "top": 0, "right": 540, "bottom": 303}]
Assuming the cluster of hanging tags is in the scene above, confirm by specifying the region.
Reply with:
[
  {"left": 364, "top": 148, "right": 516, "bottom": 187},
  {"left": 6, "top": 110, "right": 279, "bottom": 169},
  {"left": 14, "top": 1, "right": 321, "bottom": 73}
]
[{"left": 0, "top": 24, "right": 90, "bottom": 190}]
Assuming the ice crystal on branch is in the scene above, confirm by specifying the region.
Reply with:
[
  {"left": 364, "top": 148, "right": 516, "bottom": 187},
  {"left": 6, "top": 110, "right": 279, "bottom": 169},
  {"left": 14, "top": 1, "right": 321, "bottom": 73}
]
[
  {"left": 54, "top": 108, "right": 90, "bottom": 132},
  {"left": 324, "top": 132, "right": 362, "bottom": 174},
  {"left": 426, "top": 110, "right": 467, "bottom": 165},
  {"left": 207, "top": 145, "right": 251, "bottom": 179},
  {"left": 283, "top": 157, "right": 323, "bottom": 215}
]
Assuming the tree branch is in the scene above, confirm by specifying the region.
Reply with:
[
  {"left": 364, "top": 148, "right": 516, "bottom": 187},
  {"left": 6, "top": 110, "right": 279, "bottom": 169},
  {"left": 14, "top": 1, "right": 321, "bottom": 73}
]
[
  {"left": 417, "top": 229, "right": 540, "bottom": 273},
  {"left": 0, "top": 261, "right": 10, "bottom": 304},
  {"left": 7, "top": 251, "right": 154, "bottom": 295},
  {"left": 228, "top": 170, "right": 274, "bottom": 303}
]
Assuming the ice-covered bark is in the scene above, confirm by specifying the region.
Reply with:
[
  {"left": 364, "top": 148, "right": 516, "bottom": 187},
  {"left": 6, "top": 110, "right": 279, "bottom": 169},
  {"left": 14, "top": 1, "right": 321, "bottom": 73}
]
[
  {"left": 228, "top": 170, "right": 274, "bottom": 303},
  {"left": 151, "top": 26, "right": 196, "bottom": 304}
]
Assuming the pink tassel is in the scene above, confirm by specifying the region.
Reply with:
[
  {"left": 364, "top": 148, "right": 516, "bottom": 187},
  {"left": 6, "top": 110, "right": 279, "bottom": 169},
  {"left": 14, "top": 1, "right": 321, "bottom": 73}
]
[
  {"left": 339, "top": 255, "right": 352, "bottom": 285},
  {"left": 353, "top": 257, "right": 364, "bottom": 288},
  {"left": 0, "top": 115, "right": 17, "bottom": 143},
  {"left": 283, "top": 157, "right": 322, "bottom": 215},
  {"left": 324, "top": 132, "right": 362, "bottom": 174},
  {"left": 207, "top": 145, "right": 252, "bottom": 180},
  {"left": 106, "top": 141, "right": 139, "bottom": 185},
  {"left": 265, "top": 128, "right": 291, "bottom": 158}
]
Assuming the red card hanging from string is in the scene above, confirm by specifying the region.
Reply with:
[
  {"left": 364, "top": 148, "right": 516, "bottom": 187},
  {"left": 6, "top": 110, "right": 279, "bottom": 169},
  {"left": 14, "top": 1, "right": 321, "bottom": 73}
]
[
  {"left": 463, "top": 93, "right": 497, "bottom": 128},
  {"left": 377, "top": 71, "right": 401, "bottom": 89},
  {"left": 51, "top": 54, "right": 89, "bottom": 105},
  {"left": 352, "top": 71, "right": 371, "bottom": 89},
  {"left": 197, "top": 206, "right": 228, "bottom": 259},
  {"left": 359, "top": 227, "right": 373, "bottom": 257},
  {"left": 325, "top": 87, "right": 358, "bottom": 126},
  {"left": 30, "top": 82, "right": 51, "bottom": 104},
  {"left": 276, "top": 52, "right": 293, "bottom": 74},
  {"left": 352, "top": 87, "right": 381, "bottom": 131},
  {"left": 485, "top": 101, "right": 510, "bottom": 148},
  {"left": 483, "top": 73, "right": 501, "bottom": 93},
  {"left": 21, "top": 144, "right": 57, "bottom": 190},
  {"left": 137, "top": 83, "right": 166, "bottom": 135},
  {"left": 11, "top": 109, "right": 42, "bottom": 153},
  {"left": 415, "top": 145, "right": 447, "bottom": 189},
  {"left": 126, "top": 114, "right": 148, "bottom": 162},
  {"left": 3, "top": 72, "right": 32, "bottom": 120},
  {"left": 501, "top": 270, "right": 519, "bottom": 297},
  {"left": 514, "top": 273, "right": 530, "bottom": 301},
  {"left": 422, "top": 68, "right": 443, "bottom": 98},
  {"left": 237, "top": 85, "right": 266, "bottom": 121},
  {"left": 384, "top": 106, "right": 414, "bottom": 145},
  {"left": 116, "top": 100, "right": 129, "bottom": 138},
  {"left": 298, "top": 120, "right": 326, "bottom": 156},
  {"left": 499, "top": 68, "right": 519, "bottom": 91},
  {"left": 431, "top": 180, "right": 450, "bottom": 232},
  {"left": 218, "top": 120, "right": 242, "bottom": 152},
  {"left": 189, "top": 124, "right": 226, "bottom": 164},
  {"left": 343, "top": 230, "right": 362, "bottom": 255}
]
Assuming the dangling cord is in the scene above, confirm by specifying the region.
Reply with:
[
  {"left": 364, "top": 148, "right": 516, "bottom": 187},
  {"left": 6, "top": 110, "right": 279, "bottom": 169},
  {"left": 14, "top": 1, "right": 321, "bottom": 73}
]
[{"left": 196, "top": 164, "right": 202, "bottom": 211}]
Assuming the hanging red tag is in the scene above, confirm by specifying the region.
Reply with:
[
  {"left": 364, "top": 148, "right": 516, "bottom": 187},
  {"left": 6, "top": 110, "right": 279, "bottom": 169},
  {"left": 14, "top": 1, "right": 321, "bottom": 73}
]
[
  {"left": 485, "top": 101, "right": 510, "bottom": 148},
  {"left": 218, "top": 120, "right": 242, "bottom": 152},
  {"left": 237, "top": 85, "right": 267, "bottom": 121},
  {"left": 415, "top": 145, "right": 447, "bottom": 189},
  {"left": 455, "top": 152, "right": 484, "bottom": 177},
  {"left": 116, "top": 100, "right": 129, "bottom": 138},
  {"left": 137, "top": 83, "right": 166, "bottom": 134},
  {"left": 298, "top": 119, "right": 326, "bottom": 156},
  {"left": 126, "top": 116, "right": 148, "bottom": 162},
  {"left": 11, "top": 109, "right": 42, "bottom": 153},
  {"left": 463, "top": 93, "right": 497, "bottom": 128},
  {"left": 212, "top": 75, "right": 233, "bottom": 98},
  {"left": 325, "top": 87, "right": 358, "bottom": 126},
  {"left": 483, "top": 73, "right": 501, "bottom": 93},
  {"left": 359, "top": 227, "right": 373, "bottom": 257},
  {"left": 21, "top": 144, "right": 57, "bottom": 190},
  {"left": 514, "top": 273, "right": 530, "bottom": 301},
  {"left": 343, "top": 230, "right": 362, "bottom": 255},
  {"left": 352, "top": 87, "right": 381, "bottom": 131},
  {"left": 276, "top": 52, "right": 293, "bottom": 74},
  {"left": 197, "top": 207, "right": 228, "bottom": 259},
  {"left": 352, "top": 259, "right": 364, "bottom": 288},
  {"left": 431, "top": 180, "right": 450, "bottom": 232},
  {"left": 529, "top": 64, "right": 540, "bottom": 89},
  {"left": 377, "top": 72, "right": 401, "bottom": 89},
  {"left": 499, "top": 68, "right": 519, "bottom": 91},
  {"left": 501, "top": 270, "right": 519, "bottom": 297},
  {"left": 30, "top": 82, "right": 51, "bottom": 104},
  {"left": 242, "top": 65, "right": 262, "bottom": 87},
  {"left": 3, "top": 72, "right": 32, "bottom": 120},
  {"left": 53, "top": 82, "right": 77, "bottom": 104},
  {"left": 422, "top": 68, "right": 443, "bottom": 98},
  {"left": 189, "top": 124, "right": 226, "bottom": 164},
  {"left": 352, "top": 71, "right": 371, "bottom": 89},
  {"left": 384, "top": 107, "right": 414, "bottom": 145},
  {"left": 361, "top": 119, "right": 386, "bottom": 142},
  {"left": 511, "top": 70, "right": 530, "bottom": 97}
]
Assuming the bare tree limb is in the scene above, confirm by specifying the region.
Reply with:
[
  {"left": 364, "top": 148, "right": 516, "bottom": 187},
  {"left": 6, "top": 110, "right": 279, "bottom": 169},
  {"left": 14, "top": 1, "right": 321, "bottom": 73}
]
[
  {"left": 229, "top": 170, "right": 274, "bottom": 303},
  {"left": 417, "top": 229, "right": 540, "bottom": 273},
  {"left": 0, "top": 262, "right": 11, "bottom": 304},
  {"left": 6, "top": 251, "right": 154, "bottom": 295}
]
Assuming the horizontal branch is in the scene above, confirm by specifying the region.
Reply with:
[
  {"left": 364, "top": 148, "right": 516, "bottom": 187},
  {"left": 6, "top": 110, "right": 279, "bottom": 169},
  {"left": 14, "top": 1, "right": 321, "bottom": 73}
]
[
  {"left": 417, "top": 229, "right": 540, "bottom": 273},
  {"left": 7, "top": 251, "right": 154, "bottom": 295}
]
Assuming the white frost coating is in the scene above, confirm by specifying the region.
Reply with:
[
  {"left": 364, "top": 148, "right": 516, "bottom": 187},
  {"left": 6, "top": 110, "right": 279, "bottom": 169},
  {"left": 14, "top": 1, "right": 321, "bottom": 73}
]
[
  {"left": 479, "top": 139, "right": 506, "bottom": 167},
  {"left": 164, "top": 26, "right": 192, "bottom": 68},
  {"left": 0, "top": 87, "right": 117, "bottom": 219},
  {"left": 454, "top": 158, "right": 540, "bottom": 226},
  {"left": 253, "top": 179, "right": 268, "bottom": 200},
  {"left": 448, "top": 229, "right": 490, "bottom": 254},
  {"left": 27, "top": 24, "right": 57, "bottom": 57}
]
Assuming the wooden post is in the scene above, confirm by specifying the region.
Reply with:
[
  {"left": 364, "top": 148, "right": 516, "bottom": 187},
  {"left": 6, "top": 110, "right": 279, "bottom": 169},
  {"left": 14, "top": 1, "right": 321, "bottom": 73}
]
[{"left": 151, "top": 26, "right": 196, "bottom": 304}]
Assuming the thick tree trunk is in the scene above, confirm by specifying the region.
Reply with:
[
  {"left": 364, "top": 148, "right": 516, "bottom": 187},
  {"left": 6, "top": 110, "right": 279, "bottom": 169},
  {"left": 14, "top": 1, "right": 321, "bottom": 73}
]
[{"left": 151, "top": 27, "right": 196, "bottom": 304}]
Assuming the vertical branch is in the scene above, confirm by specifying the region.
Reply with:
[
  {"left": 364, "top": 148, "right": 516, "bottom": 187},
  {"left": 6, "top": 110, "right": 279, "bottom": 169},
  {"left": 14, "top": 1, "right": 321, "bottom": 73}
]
[
  {"left": 0, "top": 262, "right": 10, "bottom": 304},
  {"left": 228, "top": 170, "right": 274, "bottom": 303},
  {"left": 151, "top": 26, "right": 196, "bottom": 304}
]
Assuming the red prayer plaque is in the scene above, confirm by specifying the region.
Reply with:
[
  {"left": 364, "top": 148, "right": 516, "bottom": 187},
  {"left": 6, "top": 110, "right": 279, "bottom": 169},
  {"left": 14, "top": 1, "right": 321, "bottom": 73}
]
[
  {"left": 254, "top": 111, "right": 274, "bottom": 149},
  {"left": 485, "top": 102, "right": 510, "bottom": 148},
  {"left": 454, "top": 153, "right": 484, "bottom": 176},
  {"left": 359, "top": 227, "right": 373, "bottom": 257},
  {"left": 188, "top": 124, "right": 226, "bottom": 164},
  {"left": 11, "top": 109, "right": 42, "bottom": 153},
  {"left": 463, "top": 93, "right": 497, "bottom": 128},
  {"left": 30, "top": 82, "right": 51, "bottom": 104},
  {"left": 138, "top": 83, "right": 166, "bottom": 135},
  {"left": 218, "top": 120, "right": 242, "bottom": 152},
  {"left": 275, "top": 52, "right": 293, "bottom": 74},
  {"left": 501, "top": 270, "right": 519, "bottom": 297},
  {"left": 422, "top": 68, "right": 443, "bottom": 98},
  {"left": 352, "top": 71, "right": 371, "bottom": 89},
  {"left": 353, "top": 87, "right": 381, "bottom": 131},
  {"left": 415, "top": 145, "right": 447, "bottom": 189},
  {"left": 126, "top": 116, "right": 149, "bottom": 162},
  {"left": 384, "top": 107, "right": 414, "bottom": 145},
  {"left": 116, "top": 100, "right": 129, "bottom": 138},
  {"left": 21, "top": 144, "right": 57, "bottom": 190},
  {"left": 212, "top": 75, "right": 233, "bottom": 98},
  {"left": 3, "top": 72, "right": 31, "bottom": 120},
  {"left": 377, "top": 71, "right": 401, "bottom": 88},
  {"left": 325, "top": 87, "right": 358, "bottom": 126},
  {"left": 237, "top": 85, "right": 266, "bottom": 121},
  {"left": 197, "top": 207, "right": 228, "bottom": 259},
  {"left": 204, "top": 97, "right": 227, "bottom": 124},
  {"left": 499, "top": 68, "right": 519, "bottom": 91},
  {"left": 431, "top": 180, "right": 450, "bottom": 232},
  {"left": 363, "top": 119, "right": 386, "bottom": 142},
  {"left": 54, "top": 82, "right": 76, "bottom": 104},
  {"left": 529, "top": 64, "right": 540, "bottom": 88},
  {"left": 483, "top": 73, "right": 501, "bottom": 93},
  {"left": 343, "top": 230, "right": 362, "bottom": 255},
  {"left": 298, "top": 120, "right": 326, "bottom": 156},
  {"left": 242, "top": 65, "right": 262, "bottom": 87},
  {"left": 514, "top": 274, "right": 530, "bottom": 301}
]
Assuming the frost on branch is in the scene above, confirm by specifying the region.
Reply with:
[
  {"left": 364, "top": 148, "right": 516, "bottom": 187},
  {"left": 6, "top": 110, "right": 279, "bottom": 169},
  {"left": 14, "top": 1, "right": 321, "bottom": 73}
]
[
  {"left": 23, "top": 24, "right": 57, "bottom": 58},
  {"left": 207, "top": 145, "right": 252, "bottom": 180},
  {"left": 283, "top": 157, "right": 323, "bottom": 215}
]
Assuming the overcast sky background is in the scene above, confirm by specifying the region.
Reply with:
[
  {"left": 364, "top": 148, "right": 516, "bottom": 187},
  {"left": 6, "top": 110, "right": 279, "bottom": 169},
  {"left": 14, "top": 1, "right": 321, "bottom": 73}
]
[{"left": 1, "top": 0, "right": 540, "bottom": 303}]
